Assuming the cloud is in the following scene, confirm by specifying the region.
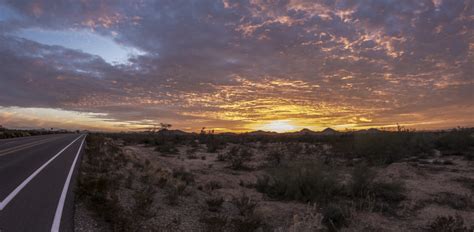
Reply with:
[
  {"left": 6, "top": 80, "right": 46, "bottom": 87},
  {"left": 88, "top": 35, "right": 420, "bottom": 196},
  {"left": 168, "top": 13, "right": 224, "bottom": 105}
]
[{"left": 0, "top": 0, "right": 472, "bottom": 131}]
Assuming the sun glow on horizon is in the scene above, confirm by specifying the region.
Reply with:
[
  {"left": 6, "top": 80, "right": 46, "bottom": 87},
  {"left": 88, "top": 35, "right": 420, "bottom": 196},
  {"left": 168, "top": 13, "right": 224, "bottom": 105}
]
[{"left": 259, "top": 120, "right": 296, "bottom": 132}]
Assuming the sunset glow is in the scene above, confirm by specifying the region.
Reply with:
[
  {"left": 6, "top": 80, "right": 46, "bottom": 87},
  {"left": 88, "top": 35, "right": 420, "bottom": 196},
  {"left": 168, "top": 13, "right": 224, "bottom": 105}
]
[
  {"left": 0, "top": 1, "right": 472, "bottom": 132},
  {"left": 259, "top": 120, "right": 296, "bottom": 133}
]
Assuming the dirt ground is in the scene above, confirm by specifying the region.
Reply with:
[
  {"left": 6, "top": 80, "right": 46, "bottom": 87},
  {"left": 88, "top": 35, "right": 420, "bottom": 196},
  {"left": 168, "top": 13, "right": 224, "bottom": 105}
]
[{"left": 75, "top": 141, "right": 474, "bottom": 232}]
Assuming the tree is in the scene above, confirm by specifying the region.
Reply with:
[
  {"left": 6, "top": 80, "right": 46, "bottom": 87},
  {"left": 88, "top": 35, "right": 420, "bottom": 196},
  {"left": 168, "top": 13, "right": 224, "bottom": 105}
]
[{"left": 159, "top": 123, "right": 172, "bottom": 131}]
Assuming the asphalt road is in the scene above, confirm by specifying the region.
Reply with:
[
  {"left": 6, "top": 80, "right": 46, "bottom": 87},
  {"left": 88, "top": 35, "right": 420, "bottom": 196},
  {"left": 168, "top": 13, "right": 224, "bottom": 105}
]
[{"left": 0, "top": 133, "right": 86, "bottom": 232}]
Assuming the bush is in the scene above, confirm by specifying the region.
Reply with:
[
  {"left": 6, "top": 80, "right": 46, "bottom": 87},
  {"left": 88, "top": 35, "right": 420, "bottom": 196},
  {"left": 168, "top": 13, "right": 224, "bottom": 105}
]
[
  {"left": 217, "top": 152, "right": 228, "bottom": 161},
  {"left": 165, "top": 185, "right": 180, "bottom": 205},
  {"left": 229, "top": 147, "right": 253, "bottom": 170},
  {"left": 206, "top": 196, "right": 224, "bottom": 212},
  {"left": 155, "top": 142, "right": 178, "bottom": 154},
  {"left": 265, "top": 149, "right": 284, "bottom": 166},
  {"left": 255, "top": 175, "right": 271, "bottom": 193},
  {"left": 322, "top": 204, "right": 350, "bottom": 232},
  {"left": 286, "top": 143, "right": 303, "bottom": 156},
  {"left": 354, "top": 133, "right": 415, "bottom": 164},
  {"left": 205, "top": 180, "right": 222, "bottom": 191},
  {"left": 433, "top": 192, "right": 473, "bottom": 210},
  {"left": 456, "top": 177, "right": 474, "bottom": 193},
  {"left": 256, "top": 161, "right": 341, "bottom": 204},
  {"left": 350, "top": 164, "right": 376, "bottom": 198},
  {"left": 132, "top": 185, "right": 156, "bottom": 218},
  {"left": 372, "top": 181, "right": 406, "bottom": 204},
  {"left": 231, "top": 194, "right": 263, "bottom": 232},
  {"left": 328, "top": 131, "right": 439, "bottom": 165},
  {"left": 230, "top": 216, "right": 263, "bottom": 232},
  {"left": 428, "top": 215, "right": 472, "bottom": 232},
  {"left": 77, "top": 135, "right": 134, "bottom": 231},
  {"left": 200, "top": 215, "right": 228, "bottom": 232},
  {"left": 348, "top": 164, "right": 405, "bottom": 212},
  {"left": 206, "top": 139, "right": 221, "bottom": 153},
  {"left": 435, "top": 129, "right": 474, "bottom": 152},
  {"left": 233, "top": 194, "right": 258, "bottom": 217},
  {"left": 172, "top": 167, "right": 195, "bottom": 184}
]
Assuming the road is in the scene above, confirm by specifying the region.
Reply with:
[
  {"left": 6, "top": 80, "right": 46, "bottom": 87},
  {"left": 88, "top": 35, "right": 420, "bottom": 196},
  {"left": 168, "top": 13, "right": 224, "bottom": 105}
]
[{"left": 0, "top": 133, "right": 87, "bottom": 232}]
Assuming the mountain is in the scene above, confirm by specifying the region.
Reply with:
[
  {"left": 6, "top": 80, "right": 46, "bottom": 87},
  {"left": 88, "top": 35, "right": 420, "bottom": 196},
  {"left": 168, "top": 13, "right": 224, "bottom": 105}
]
[
  {"left": 292, "top": 128, "right": 318, "bottom": 135},
  {"left": 246, "top": 130, "right": 278, "bottom": 136},
  {"left": 321, "top": 127, "right": 338, "bottom": 134}
]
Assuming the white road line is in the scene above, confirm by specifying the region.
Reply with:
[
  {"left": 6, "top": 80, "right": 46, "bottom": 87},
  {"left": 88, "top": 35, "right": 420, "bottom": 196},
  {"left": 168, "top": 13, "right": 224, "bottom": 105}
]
[
  {"left": 0, "top": 135, "right": 84, "bottom": 211},
  {"left": 51, "top": 135, "right": 86, "bottom": 232}
]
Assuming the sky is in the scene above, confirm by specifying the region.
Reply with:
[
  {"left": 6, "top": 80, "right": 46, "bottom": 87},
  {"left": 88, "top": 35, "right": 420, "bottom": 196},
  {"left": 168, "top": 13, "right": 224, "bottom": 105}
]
[{"left": 0, "top": 0, "right": 473, "bottom": 132}]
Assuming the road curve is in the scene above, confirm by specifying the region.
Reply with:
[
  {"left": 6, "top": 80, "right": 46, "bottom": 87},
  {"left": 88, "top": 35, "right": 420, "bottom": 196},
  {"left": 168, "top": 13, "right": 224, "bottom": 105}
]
[{"left": 0, "top": 134, "right": 87, "bottom": 232}]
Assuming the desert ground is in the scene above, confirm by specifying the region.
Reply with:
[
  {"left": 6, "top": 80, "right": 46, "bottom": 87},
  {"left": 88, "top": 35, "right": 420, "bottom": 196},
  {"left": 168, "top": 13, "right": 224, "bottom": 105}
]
[{"left": 74, "top": 129, "right": 474, "bottom": 232}]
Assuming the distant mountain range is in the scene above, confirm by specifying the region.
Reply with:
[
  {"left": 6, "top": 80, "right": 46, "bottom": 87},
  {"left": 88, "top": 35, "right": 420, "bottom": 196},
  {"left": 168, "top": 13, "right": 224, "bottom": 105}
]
[{"left": 228, "top": 127, "right": 382, "bottom": 136}]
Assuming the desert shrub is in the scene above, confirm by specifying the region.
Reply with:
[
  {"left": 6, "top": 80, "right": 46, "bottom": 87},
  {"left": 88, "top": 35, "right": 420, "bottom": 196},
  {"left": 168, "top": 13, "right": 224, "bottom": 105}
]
[
  {"left": 372, "top": 181, "right": 406, "bottom": 204},
  {"left": 322, "top": 204, "right": 350, "bottom": 232},
  {"left": 187, "top": 153, "right": 198, "bottom": 159},
  {"left": 329, "top": 131, "right": 438, "bottom": 165},
  {"left": 186, "top": 146, "right": 198, "bottom": 155},
  {"left": 205, "top": 180, "right": 222, "bottom": 191},
  {"left": 239, "top": 147, "right": 253, "bottom": 160},
  {"left": 165, "top": 186, "right": 180, "bottom": 205},
  {"left": 216, "top": 146, "right": 238, "bottom": 162},
  {"left": 77, "top": 175, "right": 125, "bottom": 224},
  {"left": 230, "top": 155, "right": 245, "bottom": 170},
  {"left": 286, "top": 204, "right": 324, "bottom": 231},
  {"left": 217, "top": 152, "right": 229, "bottom": 161},
  {"left": 229, "top": 147, "right": 253, "bottom": 170},
  {"left": 125, "top": 173, "right": 134, "bottom": 189},
  {"left": 132, "top": 185, "right": 156, "bottom": 218},
  {"left": 433, "top": 192, "right": 473, "bottom": 210},
  {"left": 255, "top": 175, "right": 271, "bottom": 193},
  {"left": 287, "top": 142, "right": 304, "bottom": 156},
  {"left": 464, "top": 153, "right": 474, "bottom": 161},
  {"left": 142, "top": 138, "right": 153, "bottom": 145},
  {"left": 257, "top": 161, "right": 341, "bottom": 204},
  {"left": 172, "top": 167, "right": 195, "bottom": 184},
  {"left": 206, "top": 196, "right": 224, "bottom": 212},
  {"left": 189, "top": 139, "right": 200, "bottom": 148},
  {"left": 350, "top": 164, "right": 376, "bottom": 198},
  {"left": 456, "top": 177, "right": 474, "bottom": 193},
  {"left": 0, "top": 127, "right": 65, "bottom": 139},
  {"left": 176, "top": 183, "right": 188, "bottom": 195},
  {"left": 233, "top": 194, "right": 258, "bottom": 217},
  {"left": 139, "top": 173, "right": 153, "bottom": 185},
  {"left": 200, "top": 215, "right": 228, "bottom": 232},
  {"left": 428, "top": 215, "right": 472, "bottom": 232},
  {"left": 265, "top": 149, "right": 284, "bottom": 166},
  {"left": 199, "top": 130, "right": 224, "bottom": 153},
  {"left": 228, "top": 146, "right": 240, "bottom": 156},
  {"left": 155, "top": 175, "right": 168, "bottom": 188},
  {"left": 231, "top": 194, "right": 263, "bottom": 232},
  {"left": 230, "top": 216, "right": 263, "bottom": 232},
  {"left": 77, "top": 135, "right": 134, "bottom": 231},
  {"left": 155, "top": 142, "right": 178, "bottom": 154},
  {"left": 354, "top": 133, "right": 413, "bottom": 164},
  {"left": 435, "top": 129, "right": 474, "bottom": 152},
  {"left": 348, "top": 164, "right": 405, "bottom": 212},
  {"left": 206, "top": 139, "right": 221, "bottom": 153}
]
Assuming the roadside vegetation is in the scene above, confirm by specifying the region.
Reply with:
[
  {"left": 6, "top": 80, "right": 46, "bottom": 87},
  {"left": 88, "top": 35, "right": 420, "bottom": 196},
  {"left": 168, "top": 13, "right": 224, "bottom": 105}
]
[
  {"left": 0, "top": 125, "right": 70, "bottom": 139},
  {"left": 75, "top": 127, "right": 474, "bottom": 231}
]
